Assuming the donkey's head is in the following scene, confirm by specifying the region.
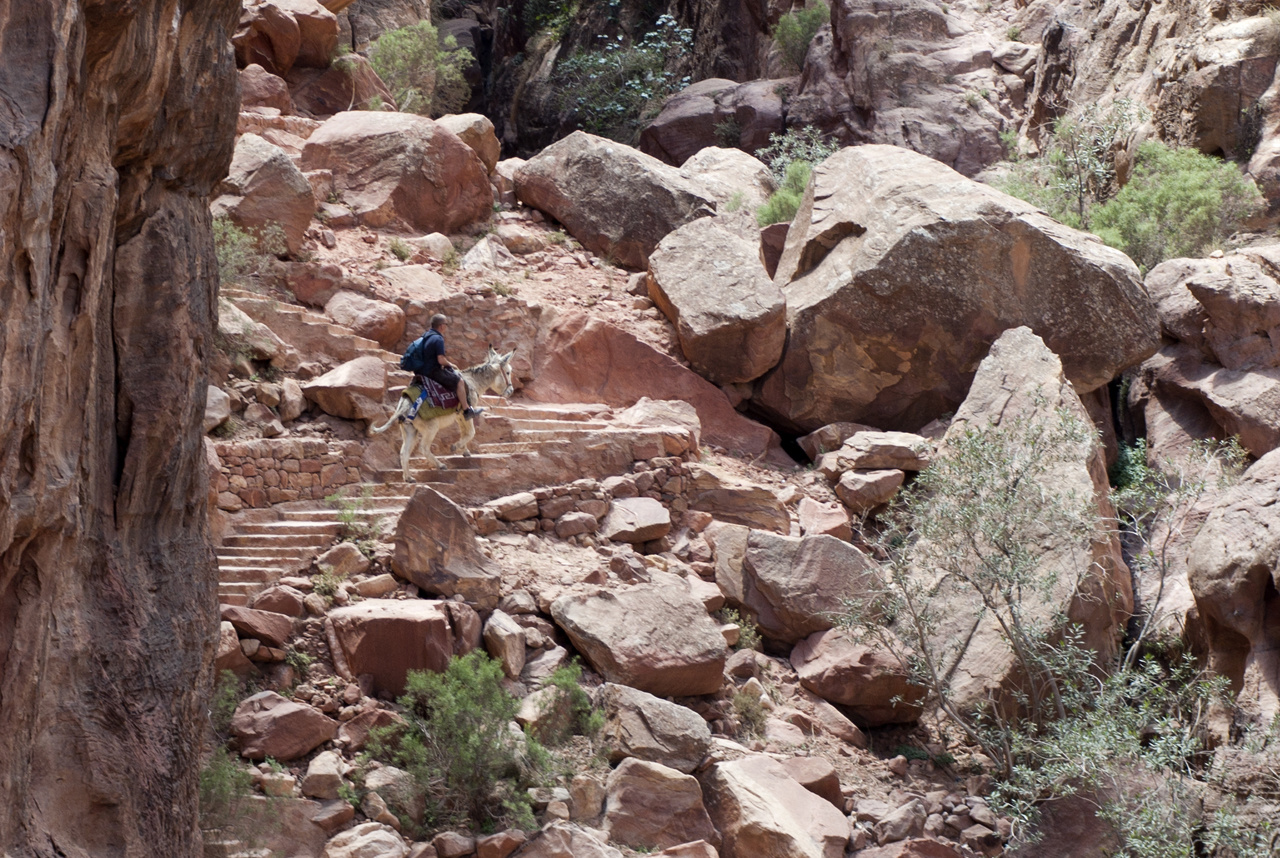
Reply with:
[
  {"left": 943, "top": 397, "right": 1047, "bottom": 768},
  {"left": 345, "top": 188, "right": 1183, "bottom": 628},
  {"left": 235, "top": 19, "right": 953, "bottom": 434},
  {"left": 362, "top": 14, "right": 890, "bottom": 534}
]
[{"left": 485, "top": 346, "right": 515, "bottom": 398}]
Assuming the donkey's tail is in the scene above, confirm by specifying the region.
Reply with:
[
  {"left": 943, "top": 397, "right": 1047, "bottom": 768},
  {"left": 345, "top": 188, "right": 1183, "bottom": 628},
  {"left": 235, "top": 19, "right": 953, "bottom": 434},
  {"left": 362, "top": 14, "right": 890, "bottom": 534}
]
[{"left": 369, "top": 395, "right": 409, "bottom": 435}]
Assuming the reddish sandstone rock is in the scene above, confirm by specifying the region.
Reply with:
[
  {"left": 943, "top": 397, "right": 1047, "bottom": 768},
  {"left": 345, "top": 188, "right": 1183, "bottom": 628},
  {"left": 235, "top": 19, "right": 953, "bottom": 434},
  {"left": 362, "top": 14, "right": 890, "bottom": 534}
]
[
  {"left": 328, "top": 599, "right": 480, "bottom": 696},
  {"left": 392, "top": 486, "right": 502, "bottom": 609},
  {"left": 797, "top": 497, "right": 852, "bottom": 541},
  {"left": 835, "top": 470, "right": 904, "bottom": 514},
  {"left": 216, "top": 620, "right": 255, "bottom": 674},
  {"left": 600, "top": 497, "right": 672, "bottom": 543},
  {"left": 286, "top": 53, "right": 394, "bottom": 116},
  {"left": 240, "top": 63, "right": 295, "bottom": 113},
  {"left": 514, "top": 131, "right": 716, "bottom": 268},
  {"left": 301, "top": 355, "right": 386, "bottom": 421},
  {"left": 324, "top": 290, "right": 406, "bottom": 351},
  {"left": 232, "top": 691, "right": 338, "bottom": 760},
  {"left": 639, "top": 79, "right": 786, "bottom": 165},
  {"left": 436, "top": 113, "right": 501, "bottom": 174},
  {"left": 597, "top": 683, "right": 712, "bottom": 774},
  {"left": 551, "top": 585, "right": 727, "bottom": 697},
  {"left": 234, "top": 0, "right": 338, "bottom": 75},
  {"left": 779, "top": 757, "right": 843, "bottom": 809},
  {"left": 604, "top": 759, "right": 720, "bottom": 851},
  {"left": 212, "top": 133, "right": 314, "bottom": 255},
  {"left": 791, "top": 629, "right": 924, "bottom": 726},
  {"left": 521, "top": 312, "right": 778, "bottom": 458},
  {"left": 300, "top": 111, "right": 492, "bottom": 233},
  {"left": 221, "top": 604, "right": 294, "bottom": 648}
]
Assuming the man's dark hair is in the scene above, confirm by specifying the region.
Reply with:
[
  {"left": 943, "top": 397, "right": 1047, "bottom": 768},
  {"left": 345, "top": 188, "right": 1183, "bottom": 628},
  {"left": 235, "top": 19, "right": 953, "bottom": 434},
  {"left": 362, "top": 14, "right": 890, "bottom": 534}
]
[{"left": 430, "top": 313, "right": 448, "bottom": 330}]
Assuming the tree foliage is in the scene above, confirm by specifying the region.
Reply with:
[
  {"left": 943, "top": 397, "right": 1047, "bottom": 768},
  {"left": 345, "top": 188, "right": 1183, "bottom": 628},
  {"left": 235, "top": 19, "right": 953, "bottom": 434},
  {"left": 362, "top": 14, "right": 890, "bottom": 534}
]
[
  {"left": 773, "top": 1, "right": 829, "bottom": 72},
  {"left": 369, "top": 21, "right": 473, "bottom": 117}
]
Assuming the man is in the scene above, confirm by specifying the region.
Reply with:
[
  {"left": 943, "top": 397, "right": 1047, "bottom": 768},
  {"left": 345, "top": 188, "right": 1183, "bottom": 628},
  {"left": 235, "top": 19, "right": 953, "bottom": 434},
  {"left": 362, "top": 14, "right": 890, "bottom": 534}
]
[{"left": 418, "top": 314, "right": 483, "bottom": 420}]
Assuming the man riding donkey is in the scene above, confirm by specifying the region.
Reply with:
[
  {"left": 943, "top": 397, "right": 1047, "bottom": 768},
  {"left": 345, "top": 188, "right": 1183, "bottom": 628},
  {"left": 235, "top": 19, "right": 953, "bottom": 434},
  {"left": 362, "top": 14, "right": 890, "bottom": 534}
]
[{"left": 402, "top": 314, "right": 485, "bottom": 421}]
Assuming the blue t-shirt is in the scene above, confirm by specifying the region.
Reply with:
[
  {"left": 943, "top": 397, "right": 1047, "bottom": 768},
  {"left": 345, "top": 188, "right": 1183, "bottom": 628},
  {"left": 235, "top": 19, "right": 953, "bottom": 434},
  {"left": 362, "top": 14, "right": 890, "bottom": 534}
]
[{"left": 422, "top": 329, "right": 446, "bottom": 367}]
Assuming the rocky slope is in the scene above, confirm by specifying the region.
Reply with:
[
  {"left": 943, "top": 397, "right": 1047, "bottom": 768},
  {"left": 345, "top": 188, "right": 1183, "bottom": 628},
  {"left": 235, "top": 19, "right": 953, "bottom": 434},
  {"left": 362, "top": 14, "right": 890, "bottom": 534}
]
[{"left": 0, "top": 1, "right": 239, "bottom": 856}]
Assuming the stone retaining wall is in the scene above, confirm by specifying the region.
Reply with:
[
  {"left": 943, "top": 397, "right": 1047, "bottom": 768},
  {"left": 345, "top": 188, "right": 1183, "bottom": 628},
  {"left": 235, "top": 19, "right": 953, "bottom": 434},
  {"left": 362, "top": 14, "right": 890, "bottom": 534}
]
[{"left": 214, "top": 438, "right": 364, "bottom": 511}]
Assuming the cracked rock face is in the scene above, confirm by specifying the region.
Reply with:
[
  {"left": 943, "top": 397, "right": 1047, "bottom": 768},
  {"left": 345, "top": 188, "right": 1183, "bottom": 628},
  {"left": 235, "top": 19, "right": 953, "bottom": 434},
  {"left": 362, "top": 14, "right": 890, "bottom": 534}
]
[{"left": 0, "top": 1, "right": 240, "bottom": 854}]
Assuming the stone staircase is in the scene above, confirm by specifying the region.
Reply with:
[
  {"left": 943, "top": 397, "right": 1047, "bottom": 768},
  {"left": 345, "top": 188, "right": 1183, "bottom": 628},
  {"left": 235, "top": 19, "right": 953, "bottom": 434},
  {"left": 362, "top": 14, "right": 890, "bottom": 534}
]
[{"left": 215, "top": 290, "right": 687, "bottom": 607}]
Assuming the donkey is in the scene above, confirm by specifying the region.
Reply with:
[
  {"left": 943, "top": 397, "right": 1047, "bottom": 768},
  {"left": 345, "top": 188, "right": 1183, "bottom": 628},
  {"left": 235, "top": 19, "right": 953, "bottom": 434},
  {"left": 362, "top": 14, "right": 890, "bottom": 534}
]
[{"left": 369, "top": 346, "right": 515, "bottom": 481}]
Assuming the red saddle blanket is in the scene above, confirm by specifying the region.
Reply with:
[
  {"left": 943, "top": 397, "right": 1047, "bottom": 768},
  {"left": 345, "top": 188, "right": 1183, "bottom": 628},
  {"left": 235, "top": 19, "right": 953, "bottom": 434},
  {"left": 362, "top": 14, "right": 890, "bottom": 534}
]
[{"left": 408, "top": 377, "right": 460, "bottom": 411}]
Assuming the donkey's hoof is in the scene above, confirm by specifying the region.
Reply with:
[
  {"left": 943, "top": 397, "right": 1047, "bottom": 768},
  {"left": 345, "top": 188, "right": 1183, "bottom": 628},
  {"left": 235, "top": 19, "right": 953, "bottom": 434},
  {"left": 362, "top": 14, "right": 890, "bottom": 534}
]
[{"left": 405, "top": 476, "right": 416, "bottom": 484}]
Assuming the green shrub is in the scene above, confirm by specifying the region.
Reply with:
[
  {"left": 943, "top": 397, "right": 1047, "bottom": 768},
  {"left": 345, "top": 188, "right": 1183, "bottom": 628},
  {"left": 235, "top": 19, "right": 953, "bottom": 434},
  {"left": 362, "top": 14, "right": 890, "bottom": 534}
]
[
  {"left": 1091, "top": 141, "right": 1262, "bottom": 271},
  {"left": 373, "top": 652, "right": 542, "bottom": 830},
  {"left": 714, "top": 606, "right": 761, "bottom": 651},
  {"left": 388, "top": 237, "right": 413, "bottom": 261},
  {"left": 209, "top": 670, "right": 244, "bottom": 740},
  {"left": 199, "top": 747, "right": 258, "bottom": 835},
  {"left": 213, "top": 217, "right": 285, "bottom": 286},
  {"left": 754, "top": 126, "right": 837, "bottom": 187},
  {"left": 731, "top": 689, "right": 768, "bottom": 738},
  {"left": 369, "top": 21, "right": 474, "bottom": 117},
  {"left": 536, "top": 660, "right": 604, "bottom": 746},
  {"left": 756, "top": 160, "right": 812, "bottom": 226},
  {"left": 523, "top": 0, "right": 577, "bottom": 35},
  {"left": 774, "top": 1, "right": 829, "bottom": 72},
  {"left": 553, "top": 15, "right": 692, "bottom": 141}
]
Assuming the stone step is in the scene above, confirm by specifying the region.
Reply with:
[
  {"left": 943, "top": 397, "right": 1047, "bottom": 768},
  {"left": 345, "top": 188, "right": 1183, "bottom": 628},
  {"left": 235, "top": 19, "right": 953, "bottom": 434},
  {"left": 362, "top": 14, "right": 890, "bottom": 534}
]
[
  {"left": 221, "top": 533, "right": 336, "bottom": 549},
  {"left": 487, "top": 403, "right": 610, "bottom": 421},
  {"left": 216, "top": 549, "right": 299, "bottom": 561},
  {"left": 276, "top": 507, "right": 406, "bottom": 521},
  {"left": 215, "top": 567, "right": 284, "bottom": 584},
  {"left": 234, "top": 521, "right": 342, "bottom": 536}
]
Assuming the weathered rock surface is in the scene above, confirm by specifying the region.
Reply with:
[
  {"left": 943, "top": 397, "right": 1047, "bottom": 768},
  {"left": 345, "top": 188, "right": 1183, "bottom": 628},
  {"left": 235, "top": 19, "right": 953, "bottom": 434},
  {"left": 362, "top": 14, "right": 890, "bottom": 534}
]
[
  {"left": 328, "top": 599, "right": 481, "bottom": 696},
  {"left": 600, "top": 497, "right": 672, "bottom": 543},
  {"left": 0, "top": 0, "right": 237, "bottom": 851},
  {"left": 551, "top": 585, "right": 728, "bottom": 696},
  {"left": 597, "top": 683, "right": 712, "bottom": 774},
  {"left": 678, "top": 146, "right": 774, "bottom": 212},
  {"left": 323, "top": 822, "right": 409, "bottom": 858},
  {"left": 926, "top": 327, "right": 1132, "bottom": 711},
  {"left": 392, "top": 486, "right": 502, "bottom": 609},
  {"left": 757, "top": 145, "right": 1159, "bottom": 432},
  {"left": 483, "top": 609, "right": 527, "bottom": 679},
  {"left": 234, "top": 0, "right": 339, "bottom": 76},
  {"left": 212, "top": 133, "right": 314, "bottom": 255},
  {"left": 835, "top": 432, "right": 933, "bottom": 471},
  {"left": 702, "top": 755, "right": 851, "bottom": 858},
  {"left": 301, "top": 355, "right": 387, "bottom": 421},
  {"left": 686, "top": 463, "right": 790, "bottom": 532},
  {"left": 514, "top": 132, "right": 717, "bottom": 268},
  {"left": 325, "top": 290, "right": 406, "bottom": 351},
  {"left": 436, "top": 113, "right": 501, "bottom": 174},
  {"left": 241, "top": 63, "right": 295, "bottom": 113},
  {"left": 300, "top": 111, "right": 492, "bottom": 233},
  {"left": 647, "top": 217, "right": 786, "bottom": 384},
  {"left": 604, "top": 759, "right": 719, "bottom": 850},
  {"left": 521, "top": 312, "right": 778, "bottom": 457},
  {"left": 640, "top": 79, "right": 786, "bottom": 166},
  {"left": 740, "top": 531, "right": 880, "bottom": 644},
  {"left": 791, "top": 629, "right": 924, "bottom": 726},
  {"left": 513, "top": 821, "right": 624, "bottom": 858},
  {"left": 232, "top": 691, "right": 339, "bottom": 760},
  {"left": 286, "top": 53, "right": 394, "bottom": 116},
  {"left": 835, "top": 469, "right": 905, "bottom": 514},
  {"left": 1189, "top": 449, "right": 1280, "bottom": 723}
]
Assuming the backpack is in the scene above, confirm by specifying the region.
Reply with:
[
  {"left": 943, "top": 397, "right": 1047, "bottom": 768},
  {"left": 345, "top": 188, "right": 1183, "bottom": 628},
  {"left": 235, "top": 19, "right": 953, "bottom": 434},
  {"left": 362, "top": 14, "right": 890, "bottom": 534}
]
[{"left": 400, "top": 332, "right": 438, "bottom": 375}]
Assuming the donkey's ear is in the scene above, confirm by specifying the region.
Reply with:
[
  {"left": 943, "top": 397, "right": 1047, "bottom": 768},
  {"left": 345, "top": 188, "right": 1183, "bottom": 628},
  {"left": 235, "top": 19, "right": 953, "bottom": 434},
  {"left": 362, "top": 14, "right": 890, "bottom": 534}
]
[{"left": 502, "top": 349, "right": 514, "bottom": 363}]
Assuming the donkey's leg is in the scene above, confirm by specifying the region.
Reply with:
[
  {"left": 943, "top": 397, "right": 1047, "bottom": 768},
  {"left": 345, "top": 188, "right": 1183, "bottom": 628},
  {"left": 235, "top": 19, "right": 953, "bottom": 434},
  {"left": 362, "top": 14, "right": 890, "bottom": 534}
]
[
  {"left": 451, "top": 412, "right": 476, "bottom": 457},
  {"left": 399, "top": 424, "right": 417, "bottom": 483},
  {"left": 417, "top": 417, "right": 444, "bottom": 470}
]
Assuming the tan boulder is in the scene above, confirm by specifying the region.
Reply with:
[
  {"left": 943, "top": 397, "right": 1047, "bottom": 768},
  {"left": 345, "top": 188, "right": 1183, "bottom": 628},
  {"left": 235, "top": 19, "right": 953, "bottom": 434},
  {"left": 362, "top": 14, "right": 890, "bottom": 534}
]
[
  {"left": 253, "top": 585, "right": 306, "bottom": 617},
  {"left": 392, "top": 486, "right": 502, "bottom": 609},
  {"left": 656, "top": 843, "right": 718, "bottom": 858},
  {"left": 436, "top": 113, "right": 501, "bottom": 173},
  {"left": 205, "top": 386, "right": 231, "bottom": 432},
  {"left": 597, "top": 683, "right": 712, "bottom": 774},
  {"left": 514, "top": 131, "right": 716, "bottom": 268},
  {"left": 791, "top": 629, "right": 924, "bottom": 726},
  {"left": 317, "top": 542, "right": 370, "bottom": 579},
  {"left": 797, "top": 422, "right": 877, "bottom": 462},
  {"left": 301, "top": 749, "right": 345, "bottom": 800},
  {"left": 701, "top": 755, "right": 851, "bottom": 858},
  {"left": 740, "top": 530, "right": 879, "bottom": 644},
  {"left": 324, "top": 290, "right": 406, "bottom": 350},
  {"left": 647, "top": 217, "right": 786, "bottom": 384},
  {"left": 926, "top": 327, "right": 1132, "bottom": 711},
  {"left": 604, "top": 759, "right": 719, "bottom": 851},
  {"left": 328, "top": 599, "right": 480, "bottom": 697},
  {"left": 521, "top": 312, "right": 778, "bottom": 457},
  {"left": 240, "top": 64, "right": 294, "bottom": 114},
  {"left": 216, "top": 621, "right": 254, "bottom": 674},
  {"left": 600, "top": 497, "right": 671, "bottom": 544},
  {"left": 551, "top": 584, "right": 727, "bottom": 697},
  {"left": 835, "top": 431, "right": 933, "bottom": 471},
  {"left": 301, "top": 355, "right": 386, "bottom": 421},
  {"left": 221, "top": 604, "right": 294, "bottom": 648},
  {"left": 300, "top": 111, "right": 492, "bottom": 233},
  {"left": 686, "top": 463, "right": 789, "bottom": 532},
  {"left": 483, "top": 609, "right": 527, "bottom": 679},
  {"left": 758, "top": 145, "right": 1159, "bottom": 432},
  {"left": 513, "top": 822, "right": 623, "bottom": 858},
  {"left": 1188, "top": 449, "right": 1280, "bottom": 722},
  {"left": 286, "top": 54, "right": 394, "bottom": 116},
  {"left": 322, "top": 822, "right": 409, "bottom": 858},
  {"left": 835, "top": 469, "right": 904, "bottom": 514},
  {"left": 779, "top": 756, "right": 842, "bottom": 809},
  {"left": 678, "top": 146, "right": 774, "bottom": 212},
  {"left": 231, "top": 691, "right": 338, "bottom": 761},
  {"left": 854, "top": 839, "right": 963, "bottom": 858},
  {"left": 233, "top": 0, "right": 302, "bottom": 76},
  {"left": 797, "top": 497, "right": 852, "bottom": 541},
  {"left": 218, "top": 298, "right": 296, "bottom": 369},
  {"left": 639, "top": 79, "right": 786, "bottom": 165}
]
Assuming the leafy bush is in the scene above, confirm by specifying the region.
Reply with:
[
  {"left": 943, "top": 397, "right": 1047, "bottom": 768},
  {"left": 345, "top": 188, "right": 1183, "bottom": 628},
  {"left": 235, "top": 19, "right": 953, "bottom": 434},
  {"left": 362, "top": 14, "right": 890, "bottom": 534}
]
[
  {"left": 388, "top": 237, "right": 413, "bottom": 261},
  {"left": 714, "top": 606, "right": 761, "bottom": 651},
  {"left": 373, "top": 652, "right": 542, "bottom": 830},
  {"left": 214, "top": 217, "right": 286, "bottom": 286},
  {"left": 756, "top": 160, "right": 812, "bottom": 226},
  {"left": 523, "top": 0, "right": 577, "bottom": 36},
  {"left": 553, "top": 15, "right": 692, "bottom": 141},
  {"left": 773, "top": 1, "right": 829, "bottom": 72},
  {"left": 369, "top": 21, "right": 473, "bottom": 117},
  {"left": 754, "top": 125, "right": 837, "bottom": 187},
  {"left": 731, "top": 689, "right": 768, "bottom": 738},
  {"left": 536, "top": 660, "right": 604, "bottom": 746},
  {"left": 1091, "top": 141, "right": 1262, "bottom": 271}
]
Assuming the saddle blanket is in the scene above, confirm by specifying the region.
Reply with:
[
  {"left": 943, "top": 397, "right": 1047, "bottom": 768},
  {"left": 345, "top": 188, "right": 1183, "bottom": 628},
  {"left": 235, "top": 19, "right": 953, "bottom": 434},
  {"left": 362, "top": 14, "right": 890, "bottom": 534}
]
[{"left": 406, "top": 377, "right": 460, "bottom": 411}]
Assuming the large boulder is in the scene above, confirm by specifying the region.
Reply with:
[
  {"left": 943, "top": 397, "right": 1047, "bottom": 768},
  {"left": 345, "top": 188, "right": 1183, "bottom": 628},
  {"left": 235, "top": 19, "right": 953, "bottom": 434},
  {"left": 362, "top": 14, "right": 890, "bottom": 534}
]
[
  {"left": 392, "top": 486, "right": 502, "bottom": 609},
  {"left": 218, "top": 297, "right": 296, "bottom": 369},
  {"left": 327, "top": 599, "right": 480, "bottom": 697},
  {"left": 322, "top": 822, "right": 409, "bottom": 858},
  {"left": 521, "top": 312, "right": 779, "bottom": 458},
  {"left": 286, "top": 54, "right": 394, "bottom": 116},
  {"left": 231, "top": 691, "right": 338, "bottom": 761},
  {"left": 684, "top": 463, "right": 790, "bottom": 532},
  {"left": 436, "top": 113, "right": 501, "bottom": 174},
  {"left": 791, "top": 629, "right": 924, "bottom": 726},
  {"left": 233, "top": 0, "right": 339, "bottom": 76},
  {"left": 514, "top": 131, "right": 716, "bottom": 268},
  {"left": 678, "top": 146, "right": 774, "bottom": 213},
  {"left": 647, "top": 217, "right": 786, "bottom": 384},
  {"left": 701, "top": 755, "right": 851, "bottom": 858},
  {"left": 240, "top": 63, "right": 295, "bottom": 114},
  {"left": 513, "top": 821, "right": 624, "bottom": 858},
  {"left": 301, "top": 355, "right": 386, "bottom": 421},
  {"left": 324, "top": 290, "right": 406, "bottom": 351},
  {"left": 597, "top": 683, "right": 712, "bottom": 774},
  {"left": 1188, "top": 449, "right": 1280, "bottom": 722},
  {"left": 300, "top": 111, "right": 492, "bottom": 233},
  {"left": 740, "top": 531, "right": 880, "bottom": 644},
  {"left": 639, "top": 79, "right": 786, "bottom": 166},
  {"left": 604, "top": 759, "right": 719, "bottom": 851},
  {"left": 920, "top": 327, "right": 1132, "bottom": 711},
  {"left": 551, "top": 584, "right": 728, "bottom": 697},
  {"left": 600, "top": 497, "right": 671, "bottom": 544},
  {"left": 756, "top": 145, "right": 1159, "bottom": 432}
]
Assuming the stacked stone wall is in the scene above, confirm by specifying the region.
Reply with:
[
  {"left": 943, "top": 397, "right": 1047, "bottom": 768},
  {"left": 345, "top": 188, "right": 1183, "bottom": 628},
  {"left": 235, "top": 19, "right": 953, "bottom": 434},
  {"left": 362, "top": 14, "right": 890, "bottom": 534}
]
[{"left": 215, "top": 439, "right": 364, "bottom": 510}]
